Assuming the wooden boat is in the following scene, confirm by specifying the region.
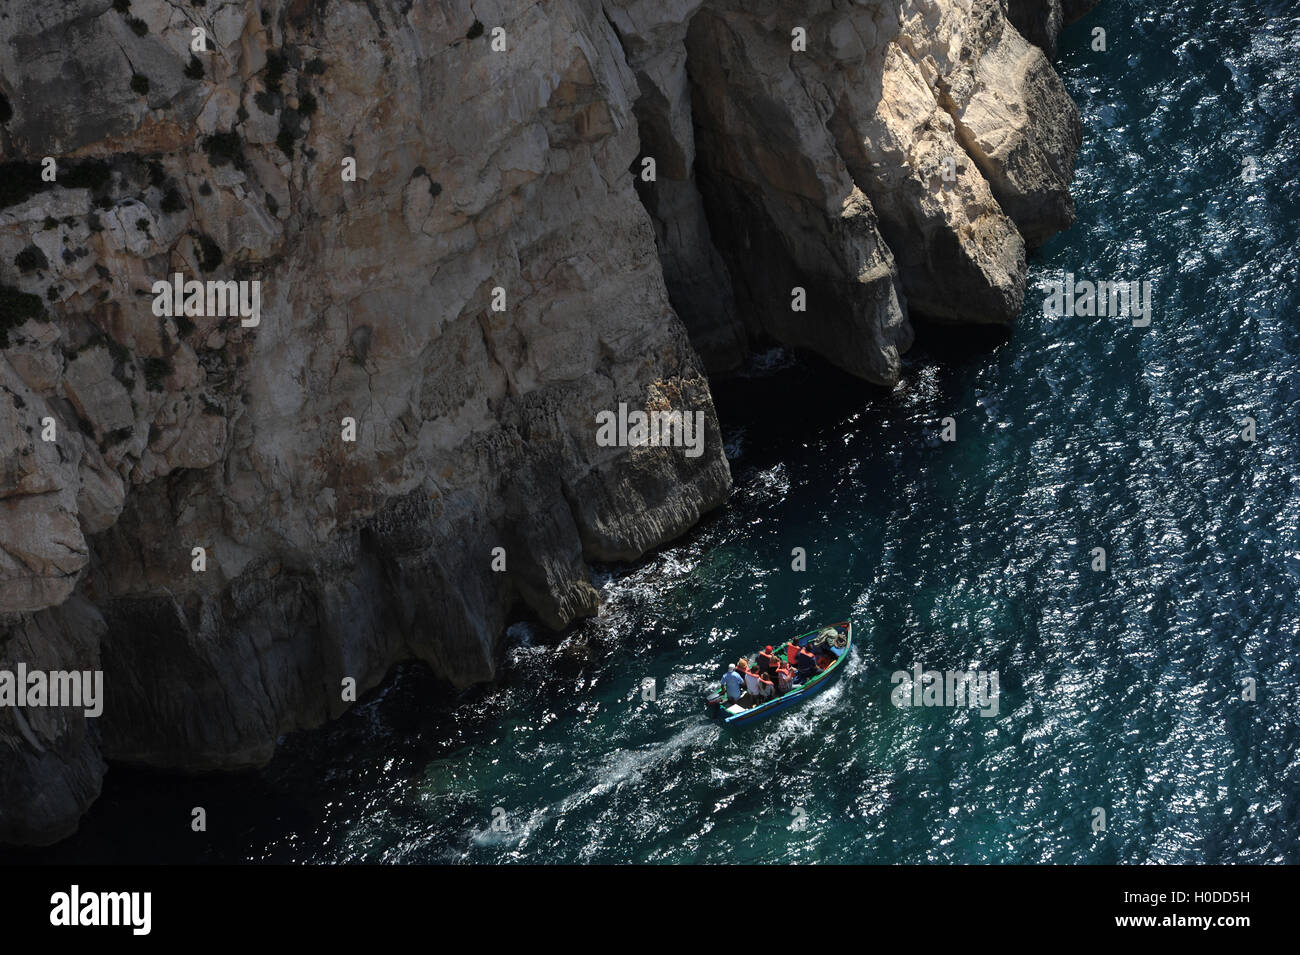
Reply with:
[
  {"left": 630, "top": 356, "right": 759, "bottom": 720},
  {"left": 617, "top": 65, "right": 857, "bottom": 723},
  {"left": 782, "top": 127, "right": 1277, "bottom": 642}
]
[{"left": 705, "top": 620, "right": 852, "bottom": 726}]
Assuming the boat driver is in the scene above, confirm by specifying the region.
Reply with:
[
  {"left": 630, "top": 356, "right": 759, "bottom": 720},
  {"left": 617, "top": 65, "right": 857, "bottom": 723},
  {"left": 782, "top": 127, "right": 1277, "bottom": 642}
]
[{"left": 722, "top": 664, "right": 745, "bottom": 704}]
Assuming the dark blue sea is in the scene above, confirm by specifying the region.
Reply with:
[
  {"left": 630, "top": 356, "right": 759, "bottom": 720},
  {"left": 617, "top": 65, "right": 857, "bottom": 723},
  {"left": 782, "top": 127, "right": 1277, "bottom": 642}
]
[{"left": 9, "top": 0, "right": 1298, "bottom": 864}]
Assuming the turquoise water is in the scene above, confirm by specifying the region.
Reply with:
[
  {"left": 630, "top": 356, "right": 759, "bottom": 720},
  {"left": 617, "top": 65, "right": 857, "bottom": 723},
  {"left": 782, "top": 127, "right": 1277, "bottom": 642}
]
[{"left": 9, "top": 0, "right": 1299, "bottom": 864}]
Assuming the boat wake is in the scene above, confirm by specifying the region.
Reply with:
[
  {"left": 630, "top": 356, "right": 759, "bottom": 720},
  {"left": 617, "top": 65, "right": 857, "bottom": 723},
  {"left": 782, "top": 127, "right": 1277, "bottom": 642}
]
[{"left": 462, "top": 722, "right": 721, "bottom": 856}]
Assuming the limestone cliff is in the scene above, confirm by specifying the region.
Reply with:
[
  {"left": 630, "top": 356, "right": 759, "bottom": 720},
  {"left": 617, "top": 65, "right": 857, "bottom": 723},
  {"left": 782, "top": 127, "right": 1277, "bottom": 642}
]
[{"left": 0, "top": 0, "right": 1090, "bottom": 844}]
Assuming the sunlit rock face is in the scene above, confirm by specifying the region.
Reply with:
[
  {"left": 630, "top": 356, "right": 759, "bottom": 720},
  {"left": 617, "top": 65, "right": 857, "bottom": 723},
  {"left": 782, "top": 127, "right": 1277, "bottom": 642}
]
[{"left": 0, "top": 0, "right": 1084, "bottom": 843}]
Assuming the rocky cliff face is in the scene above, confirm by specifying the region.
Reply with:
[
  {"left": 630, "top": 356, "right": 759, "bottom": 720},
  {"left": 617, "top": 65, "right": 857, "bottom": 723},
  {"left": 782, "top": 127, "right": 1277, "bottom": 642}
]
[{"left": 0, "top": 0, "right": 1091, "bottom": 844}]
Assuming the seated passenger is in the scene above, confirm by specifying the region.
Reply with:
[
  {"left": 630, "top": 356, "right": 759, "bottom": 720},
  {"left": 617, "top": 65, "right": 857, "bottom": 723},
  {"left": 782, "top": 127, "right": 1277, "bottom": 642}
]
[
  {"left": 722, "top": 664, "right": 745, "bottom": 703},
  {"left": 775, "top": 663, "right": 793, "bottom": 695},
  {"left": 795, "top": 646, "right": 817, "bottom": 680},
  {"left": 743, "top": 665, "right": 762, "bottom": 703},
  {"left": 756, "top": 645, "right": 776, "bottom": 674},
  {"left": 757, "top": 671, "right": 776, "bottom": 702}
]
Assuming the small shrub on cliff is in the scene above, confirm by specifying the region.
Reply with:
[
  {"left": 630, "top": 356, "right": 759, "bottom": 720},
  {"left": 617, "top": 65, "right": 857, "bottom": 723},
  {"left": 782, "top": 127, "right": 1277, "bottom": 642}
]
[
  {"left": 203, "top": 131, "right": 246, "bottom": 170},
  {"left": 412, "top": 166, "right": 443, "bottom": 200},
  {"left": 467, "top": 20, "right": 484, "bottom": 39},
  {"left": 0, "top": 92, "right": 12, "bottom": 125},
  {"left": 265, "top": 51, "right": 286, "bottom": 92},
  {"left": 112, "top": 0, "right": 131, "bottom": 12},
  {"left": 160, "top": 187, "right": 185, "bottom": 214},
  {"left": 254, "top": 90, "right": 279, "bottom": 115},
  {"left": 298, "top": 91, "right": 317, "bottom": 116},
  {"left": 276, "top": 126, "right": 295, "bottom": 157},
  {"left": 195, "top": 233, "right": 223, "bottom": 272},
  {"left": 130, "top": 73, "right": 150, "bottom": 95},
  {"left": 0, "top": 284, "right": 45, "bottom": 348},
  {"left": 143, "top": 356, "right": 171, "bottom": 392},
  {"left": 14, "top": 245, "right": 48, "bottom": 273},
  {"left": 127, "top": 17, "right": 149, "bottom": 37},
  {"left": 63, "top": 160, "right": 113, "bottom": 193},
  {"left": 184, "top": 55, "right": 204, "bottom": 80}
]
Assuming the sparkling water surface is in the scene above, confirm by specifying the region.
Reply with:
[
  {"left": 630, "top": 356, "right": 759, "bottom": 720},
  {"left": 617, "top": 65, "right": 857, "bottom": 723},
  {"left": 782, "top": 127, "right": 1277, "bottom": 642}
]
[{"left": 8, "top": 0, "right": 1298, "bottom": 864}]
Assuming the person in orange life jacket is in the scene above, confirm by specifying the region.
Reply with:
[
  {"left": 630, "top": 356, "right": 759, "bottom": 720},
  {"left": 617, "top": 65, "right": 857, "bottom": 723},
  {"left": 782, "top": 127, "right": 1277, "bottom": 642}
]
[
  {"left": 756, "top": 645, "right": 776, "bottom": 675},
  {"left": 795, "top": 645, "right": 817, "bottom": 681},
  {"left": 757, "top": 669, "right": 776, "bottom": 702},
  {"left": 785, "top": 643, "right": 799, "bottom": 667}
]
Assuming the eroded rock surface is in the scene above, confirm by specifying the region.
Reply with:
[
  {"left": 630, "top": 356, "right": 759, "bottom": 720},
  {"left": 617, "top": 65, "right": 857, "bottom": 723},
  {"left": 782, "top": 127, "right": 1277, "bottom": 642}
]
[{"left": 0, "top": 0, "right": 1089, "bottom": 843}]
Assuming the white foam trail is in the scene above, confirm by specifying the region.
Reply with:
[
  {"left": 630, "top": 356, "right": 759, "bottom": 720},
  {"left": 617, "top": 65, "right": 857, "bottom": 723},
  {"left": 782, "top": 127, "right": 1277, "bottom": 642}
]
[
  {"left": 573, "top": 723, "right": 719, "bottom": 807},
  {"left": 463, "top": 722, "right": 720, "bottom": 853}
]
